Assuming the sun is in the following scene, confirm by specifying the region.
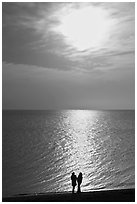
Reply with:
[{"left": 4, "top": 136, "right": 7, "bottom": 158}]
[{"left": 56, "top": 6, "right": 114, "bottom": 51}]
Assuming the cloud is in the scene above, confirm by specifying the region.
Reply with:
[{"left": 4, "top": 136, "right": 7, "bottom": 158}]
[
  {"left": 2, "top": 3, "right": 135, "bottom": 109},
  {"left": 2, "top": 2, "right": 135, "bottom": 74},
  {"left": 3, "top": 3, "right": 134, "bottom": 47}
]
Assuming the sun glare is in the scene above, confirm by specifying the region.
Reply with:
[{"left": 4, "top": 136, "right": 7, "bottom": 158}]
[{"left": 57, "top": 6, "right": 115, "bottom": 51}]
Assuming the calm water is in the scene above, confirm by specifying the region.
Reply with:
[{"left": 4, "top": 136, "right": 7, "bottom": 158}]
[{"left": 2, "top": 110, "right": 135, "bottom": 197}]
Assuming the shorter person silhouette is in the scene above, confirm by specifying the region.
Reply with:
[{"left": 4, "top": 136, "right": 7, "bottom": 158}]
[
  {"left": 71, "top": 172, "right": 77, "bottom": 193},
  {"left": 77, "top": 172, "right": 83, "bottom": 193}
]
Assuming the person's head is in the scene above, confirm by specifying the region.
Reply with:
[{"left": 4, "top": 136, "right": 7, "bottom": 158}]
[{"left": 72, "top": 172, "right": 75, "bottom": 175}]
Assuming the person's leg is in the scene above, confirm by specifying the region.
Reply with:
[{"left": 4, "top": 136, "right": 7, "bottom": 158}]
[
  {"left": 79, "top": 185, "right": 81, "bottom": 192},
  {"left": 77, "top": 184, "right": 80, "bottom": 193},
  {"left": 72, "top": 186, "right": 74, "bottom": 193}
]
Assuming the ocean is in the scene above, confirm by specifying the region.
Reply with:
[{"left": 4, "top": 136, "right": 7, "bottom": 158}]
[{"left": 2, "top": 110, "right": 135, "bottom": 197}]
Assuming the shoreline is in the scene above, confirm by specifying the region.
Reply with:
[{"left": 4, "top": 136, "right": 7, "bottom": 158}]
[{"left": 3, "top": 188, "right": 135, "bottom": 202}]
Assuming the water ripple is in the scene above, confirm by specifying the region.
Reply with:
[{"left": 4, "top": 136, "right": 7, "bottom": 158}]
[{"left": 3, "top": 110, "right": 135, "bottom": 196}]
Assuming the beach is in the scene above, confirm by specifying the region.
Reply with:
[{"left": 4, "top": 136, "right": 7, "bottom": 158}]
[{"left": 3, "top": 188, "right": 135, "bottom": 202}]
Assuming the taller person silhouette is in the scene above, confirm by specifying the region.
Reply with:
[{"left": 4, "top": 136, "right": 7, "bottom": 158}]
[{"left": 77, "top": 172, "right": 83, "bottom": 193}]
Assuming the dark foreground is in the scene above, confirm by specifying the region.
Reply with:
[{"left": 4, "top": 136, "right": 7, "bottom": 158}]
[{"left": 3, "top": 188, "right": 135, "bottom": 202}]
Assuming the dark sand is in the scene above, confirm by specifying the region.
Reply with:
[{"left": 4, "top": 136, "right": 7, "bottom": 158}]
[{"left": 3, "top": 188, "right": 135, "bottom": 202}]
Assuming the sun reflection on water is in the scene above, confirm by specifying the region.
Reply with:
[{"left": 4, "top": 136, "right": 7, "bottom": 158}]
[{"left": 65, "top": 110, "right": 98, "bottom": 191}]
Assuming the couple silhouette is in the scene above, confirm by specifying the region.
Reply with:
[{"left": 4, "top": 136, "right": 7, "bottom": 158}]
[{"left": 71, "top": 172, "right": 83, "bottom": 193}]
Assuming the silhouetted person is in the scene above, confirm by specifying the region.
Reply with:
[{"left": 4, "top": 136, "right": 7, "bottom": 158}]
[
  {"left": 77, "top": 172, "right": 83, "bottom": 193},
  {"left": 71, "top": 172, "right": 77, "bottom": 193}
]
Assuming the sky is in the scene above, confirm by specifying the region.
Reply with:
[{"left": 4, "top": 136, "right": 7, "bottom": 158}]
[{"left": 2, "top": 2, "right": 135, "bottom": 110}]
